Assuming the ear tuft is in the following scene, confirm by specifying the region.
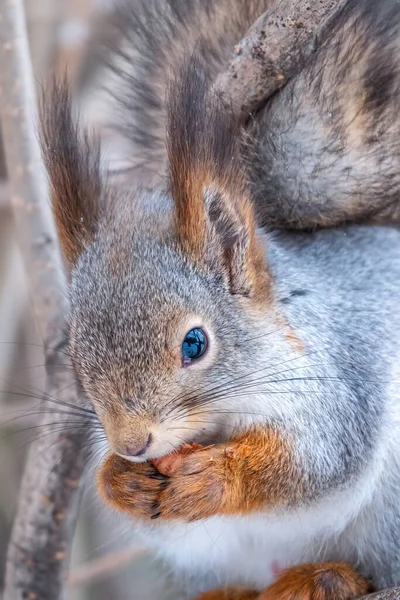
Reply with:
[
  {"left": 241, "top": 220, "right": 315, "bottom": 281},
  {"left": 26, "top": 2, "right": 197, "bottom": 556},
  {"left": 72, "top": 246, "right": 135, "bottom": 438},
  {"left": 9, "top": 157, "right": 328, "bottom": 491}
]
[
  {"left": 166, "top": 58, "right": 270, "bottom": 301},
  {"left": 39, "top": 75, "right": 102, "bottom": 269},
  {"left": 167, "top": 58, "right": 244, "bottom": 254}
]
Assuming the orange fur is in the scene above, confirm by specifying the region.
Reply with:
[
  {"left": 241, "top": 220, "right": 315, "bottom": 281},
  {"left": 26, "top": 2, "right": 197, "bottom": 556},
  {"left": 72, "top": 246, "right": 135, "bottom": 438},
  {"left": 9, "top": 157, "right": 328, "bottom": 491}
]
[
  {"left": 167, "top": 62, "right": 271, "bottom": 304},
  {"left": 275, "top": 316, "right": 305, "bottom": 353},
  {"left": 170, "top": 165, "right": 208, "bottom": 259},
  {"left": 196, "top": 563, "right": 371, "bottom": 600},
  {"left": 170, "top": 161, "right": 271, "bottom": 305},
  {"left": 96, "top": 454, "right": 163, "bottom": 521},
  {"left": 283, "top": 327, "right": 305, "bottom": 353},
  {"left": 152, "top": 442, "right": 212, "bottom": 476},
  {"left": 259, "top": 562, "right": 371, "bottom": 600},
  {"left": 97, "top": 428, "right": 301, "bottom": 521}
]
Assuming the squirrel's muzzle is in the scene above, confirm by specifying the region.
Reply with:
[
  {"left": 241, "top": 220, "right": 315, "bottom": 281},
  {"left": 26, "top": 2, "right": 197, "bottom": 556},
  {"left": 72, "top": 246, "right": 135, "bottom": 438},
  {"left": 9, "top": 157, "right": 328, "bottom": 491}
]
[
  {"left": 103, "top": 412, "right": 156, "bottom": 461},
  {"left": 123, "top": 433, "right": 153, "bottom": 458}
]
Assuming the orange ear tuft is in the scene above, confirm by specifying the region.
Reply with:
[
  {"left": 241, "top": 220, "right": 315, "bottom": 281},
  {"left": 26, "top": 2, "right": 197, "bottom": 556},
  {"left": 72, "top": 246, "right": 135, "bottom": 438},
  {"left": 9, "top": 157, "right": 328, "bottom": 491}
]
[
  {"left": 167, "top": 59, "right": 270, "bottom": 301},
  {"left": 39, "top": 76, "right": 102, "bottom": 269},
  {"left": 167, "top": 62, "right": 214, "bottom": 259}
]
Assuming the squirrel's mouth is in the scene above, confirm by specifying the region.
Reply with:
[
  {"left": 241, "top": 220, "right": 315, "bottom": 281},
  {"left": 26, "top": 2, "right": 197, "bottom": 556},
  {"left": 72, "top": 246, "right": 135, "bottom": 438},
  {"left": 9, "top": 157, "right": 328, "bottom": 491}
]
[{"left": 114, "top": 421, "right": 229, "bottom": 464}]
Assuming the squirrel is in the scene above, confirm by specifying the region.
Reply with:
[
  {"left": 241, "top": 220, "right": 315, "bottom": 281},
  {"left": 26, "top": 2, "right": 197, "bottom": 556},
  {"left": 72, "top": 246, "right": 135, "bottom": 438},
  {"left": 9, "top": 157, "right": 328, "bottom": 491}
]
[{"left": 40, "top": 0, "right": 400, "bottom": 598}]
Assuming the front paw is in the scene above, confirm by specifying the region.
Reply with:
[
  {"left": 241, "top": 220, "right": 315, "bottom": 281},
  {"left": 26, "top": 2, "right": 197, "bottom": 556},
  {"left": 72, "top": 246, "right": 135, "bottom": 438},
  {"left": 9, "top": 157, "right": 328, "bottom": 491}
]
[
  {"left": 97, "top": 453, "right": 169, "bottom": 520},
  {"left": 98, "top": 446, "right": 231, "bottom": 522},
  {"left": 259, "top": 562, "right": 371, "bottom": 600},
  {"left": 154, "top": 445, "right": 229, "bottom": 521},
  {"left": 196, "top": 563, "right": 371, "bottom": 600}
]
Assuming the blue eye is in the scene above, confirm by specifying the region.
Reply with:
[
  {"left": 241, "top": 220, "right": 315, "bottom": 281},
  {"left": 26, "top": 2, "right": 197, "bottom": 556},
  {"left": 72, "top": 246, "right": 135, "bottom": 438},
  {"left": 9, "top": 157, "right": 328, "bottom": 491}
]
[{"left": 182, "top": 328, "right": 208, "bottom": 365}]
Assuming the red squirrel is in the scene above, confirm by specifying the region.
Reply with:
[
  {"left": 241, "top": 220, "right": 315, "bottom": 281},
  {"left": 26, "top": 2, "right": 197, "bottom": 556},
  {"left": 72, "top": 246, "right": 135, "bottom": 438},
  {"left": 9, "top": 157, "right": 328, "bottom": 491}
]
[{"left": 40, "top": 0, "right": 400, "bottom": 598}]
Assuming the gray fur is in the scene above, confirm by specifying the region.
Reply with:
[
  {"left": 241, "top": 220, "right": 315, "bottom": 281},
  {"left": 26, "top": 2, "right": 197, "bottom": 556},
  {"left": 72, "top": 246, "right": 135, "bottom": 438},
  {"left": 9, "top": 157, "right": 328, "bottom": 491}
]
[
  {"left": 251, "top": 0, "right": 400, "bottom": 228},
  {"left": 70, "top": 192, "right": 400, "bottom": 588},
  {"left": 42, "top": 0, "right": 400, "bottom": 593}
]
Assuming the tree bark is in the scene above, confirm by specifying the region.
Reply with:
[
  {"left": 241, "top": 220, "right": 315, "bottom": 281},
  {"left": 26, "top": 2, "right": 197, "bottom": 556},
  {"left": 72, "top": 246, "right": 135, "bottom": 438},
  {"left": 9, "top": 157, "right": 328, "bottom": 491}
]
[
  {"left": 214, "top": 0, "right": 347, "bottom": 122},
  {"left": 360, "top": 590, "right": 400, "bottom": 600},
  {"left": 0, "top": 0, "right": 86, "bottom": 599}
]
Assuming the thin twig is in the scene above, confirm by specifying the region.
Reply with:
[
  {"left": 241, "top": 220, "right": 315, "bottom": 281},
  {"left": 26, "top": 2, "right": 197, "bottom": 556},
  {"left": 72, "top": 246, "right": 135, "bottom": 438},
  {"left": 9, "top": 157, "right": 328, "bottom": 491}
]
[
  {"left": 68, "top": 547, "right": 148, "bottom": 588},
  {"left": 214, "top": 0, "right": 347, "bottom": 121},
  {"left": 0, "top": 1, "right": 86, "bottom": 599}
]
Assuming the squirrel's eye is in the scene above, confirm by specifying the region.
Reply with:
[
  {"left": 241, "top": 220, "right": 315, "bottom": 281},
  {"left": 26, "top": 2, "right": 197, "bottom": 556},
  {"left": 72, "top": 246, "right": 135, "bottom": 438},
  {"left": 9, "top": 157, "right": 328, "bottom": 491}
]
[{"left": 182, "top": 328, "right": 208, "bottom": 366}]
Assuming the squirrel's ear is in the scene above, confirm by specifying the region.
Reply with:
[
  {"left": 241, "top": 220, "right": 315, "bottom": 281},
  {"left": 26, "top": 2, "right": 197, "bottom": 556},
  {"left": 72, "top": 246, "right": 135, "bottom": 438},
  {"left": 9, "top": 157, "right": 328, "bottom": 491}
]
[
  {"left": 39, "top": 77, "right": 101, "bottom": 270},
  {"left": 203, "top": 186, "right": 270, "bottom": 298},
  {"left": 167, "top": 60, "right": 270, "bottom": 301}
]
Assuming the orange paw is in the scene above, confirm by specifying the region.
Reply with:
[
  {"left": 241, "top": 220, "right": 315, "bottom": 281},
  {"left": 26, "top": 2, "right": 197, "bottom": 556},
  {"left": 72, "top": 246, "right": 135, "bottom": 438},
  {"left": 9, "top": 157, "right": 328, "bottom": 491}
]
[
  {"left": 154, "top": 445, "right": 228, "bottom": 521},
  {"left": 195, "top": 563, "right": 370, "bottom": 600},
  {"left": 97, "top": 446, "right": 228, "bottom": 521},
  {"left": 259, "top": 562, "right": 371, "bottom": 600},
  {"left": 97, "top": 428, "right": 298, "bottom": 522},
  {"left": 97, "top": 453, "right": 168, "bottom": 520}
]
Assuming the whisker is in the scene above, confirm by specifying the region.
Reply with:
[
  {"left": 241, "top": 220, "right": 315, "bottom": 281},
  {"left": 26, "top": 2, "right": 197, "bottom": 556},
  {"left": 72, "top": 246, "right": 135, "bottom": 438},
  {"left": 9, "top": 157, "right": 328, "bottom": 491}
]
[
  {"left": 17, "top": 426, "right": 97, "bottom": 453},
  {"left": 6, "top": 421, "right": 98, "bottom": 441},
  {"left": 19, "top": 363, "right": 74, "bottom": 373},
  {"left": 166, "top": 351, "right": 317, "bottom": 417},
  {"left": 0, "top": 340, "right": 71, "bottom": 358},
  {"left": 162, "top": 324, "right": 291, "bottom": 414},
  {"left": 1, "top": 410, "right": 98, "bottom": 428},
  {"left": 164, "top": 355, "right": 329, "bottom": 419},
  {"left": 0, "top": 383, "right": 96, "bottom": 416},
  {"left": 186, "top": 368, "right": 386, "bottom": 411}
]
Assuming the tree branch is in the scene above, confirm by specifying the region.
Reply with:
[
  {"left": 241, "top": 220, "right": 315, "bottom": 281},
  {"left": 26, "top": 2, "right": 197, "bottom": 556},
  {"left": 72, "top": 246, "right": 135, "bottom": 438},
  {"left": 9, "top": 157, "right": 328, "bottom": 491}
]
[
  {"left": 0, "top": 1, "right": 86, "bottom": 599},
  {"left": 214, "top": 0, "right": 347, "bottom": 121},
  {"left": 360, "top": 590, "right": 400, "bottom": 600}
]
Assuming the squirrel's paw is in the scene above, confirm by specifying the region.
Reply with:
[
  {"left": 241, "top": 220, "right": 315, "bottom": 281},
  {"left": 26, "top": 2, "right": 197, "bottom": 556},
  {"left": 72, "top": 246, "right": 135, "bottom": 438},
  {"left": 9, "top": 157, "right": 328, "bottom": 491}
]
[
  {"left": 97, "top": 446, "right": 228, "bottom": 521},
  {"left": 154, "top": 445, "right": 228, "bottom": 521},
  {"left": 258, "top": 562, "right": 370, "bottom": 600},
  {"left": 97, "top": 453, "right": 169, "bottom": 520},
  {"left": 195, "top": 562, "right": 370, "bottom": 600}
]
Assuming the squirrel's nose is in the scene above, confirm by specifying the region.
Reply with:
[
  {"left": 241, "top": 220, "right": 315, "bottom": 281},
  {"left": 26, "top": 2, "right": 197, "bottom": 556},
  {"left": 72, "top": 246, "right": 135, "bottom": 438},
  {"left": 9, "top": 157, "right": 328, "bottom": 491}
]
[{"left": 124, "top": 433, "right": 153, "bottom": 457}]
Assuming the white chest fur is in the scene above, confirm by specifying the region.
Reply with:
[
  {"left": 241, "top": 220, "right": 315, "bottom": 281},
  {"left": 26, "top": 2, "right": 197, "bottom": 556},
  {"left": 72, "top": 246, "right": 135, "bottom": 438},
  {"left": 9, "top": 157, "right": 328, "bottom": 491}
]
[{"left": 134, "top": 481, "right": 372, "bottom": 593}]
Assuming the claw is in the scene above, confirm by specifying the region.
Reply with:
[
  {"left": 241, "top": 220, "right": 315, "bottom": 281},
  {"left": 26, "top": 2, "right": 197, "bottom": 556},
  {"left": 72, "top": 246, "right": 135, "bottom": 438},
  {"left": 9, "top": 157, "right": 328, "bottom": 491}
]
[{"left": 149, "top": 473, "right": 166, "bottom": 481}]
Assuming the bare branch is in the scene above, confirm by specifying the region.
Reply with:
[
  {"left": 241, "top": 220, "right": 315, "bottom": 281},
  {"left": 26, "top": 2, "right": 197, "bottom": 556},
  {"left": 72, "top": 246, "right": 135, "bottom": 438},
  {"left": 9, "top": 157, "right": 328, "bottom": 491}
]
[
  {"left": 0, "top": 0, "right": 86, "bottom": 598},
  {"left": 214, "top": 0, "right": 347, "bottom": 121}
]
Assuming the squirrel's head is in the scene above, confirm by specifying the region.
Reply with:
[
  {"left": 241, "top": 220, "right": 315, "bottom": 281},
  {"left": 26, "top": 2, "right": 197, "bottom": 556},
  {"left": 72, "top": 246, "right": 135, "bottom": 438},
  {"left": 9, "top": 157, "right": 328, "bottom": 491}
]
[{"left": 40, "top": 63, "right": 275, "bottom": 461}]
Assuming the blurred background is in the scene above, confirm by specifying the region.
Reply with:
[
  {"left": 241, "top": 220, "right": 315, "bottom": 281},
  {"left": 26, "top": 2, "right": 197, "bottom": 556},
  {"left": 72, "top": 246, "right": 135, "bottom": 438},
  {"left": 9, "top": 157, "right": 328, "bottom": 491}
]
[{"left": 0, "top": 1, "right": 183, "bottom": 598}]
